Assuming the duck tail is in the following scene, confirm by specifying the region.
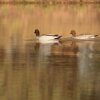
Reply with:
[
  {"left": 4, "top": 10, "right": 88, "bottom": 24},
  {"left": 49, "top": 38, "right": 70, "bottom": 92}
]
[{"left": 55, "top": 36, "right": 62, "bottom": 39}]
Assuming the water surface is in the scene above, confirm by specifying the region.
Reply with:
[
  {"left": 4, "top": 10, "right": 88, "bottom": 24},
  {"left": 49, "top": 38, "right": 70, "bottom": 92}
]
[{"left": 0, "top": 40, "right": 100, "bottom": 100}]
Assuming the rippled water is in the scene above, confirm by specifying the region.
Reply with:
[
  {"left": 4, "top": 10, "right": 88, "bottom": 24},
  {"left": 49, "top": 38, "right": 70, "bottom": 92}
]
[{"left": 0, "top": 39, "right": 100, "bottom": 100}]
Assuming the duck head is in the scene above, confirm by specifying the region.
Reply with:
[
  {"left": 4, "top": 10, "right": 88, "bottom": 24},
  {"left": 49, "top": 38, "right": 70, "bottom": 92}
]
[
  {"left": 70, "top": 30, "right": 76, "bottom": 37},
  {"left": 34, "top": 29, "right": 40, "bottom": 37}
]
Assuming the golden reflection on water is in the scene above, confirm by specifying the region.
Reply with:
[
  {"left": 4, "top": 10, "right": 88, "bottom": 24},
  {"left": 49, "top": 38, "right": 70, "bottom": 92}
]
[{"left": 0, "top": 40, "right": 100, "bottom": 100}]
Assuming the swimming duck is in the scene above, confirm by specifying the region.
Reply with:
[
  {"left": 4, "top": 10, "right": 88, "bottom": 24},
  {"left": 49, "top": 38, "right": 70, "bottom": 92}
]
[
  {"left": 70, "top": 30, "right": 98, "bottom": 39},
  {"left": 34, "top": 29, "right": 62, "bottom": 43}
]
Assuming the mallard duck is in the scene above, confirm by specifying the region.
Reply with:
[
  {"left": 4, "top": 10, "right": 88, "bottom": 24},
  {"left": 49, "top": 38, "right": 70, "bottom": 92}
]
[
  {"left": 34, "top": 29, "right": 62, "bottom": 43},
  {"left": 70, "top": 30, "right": 98, "bottom": 39}
]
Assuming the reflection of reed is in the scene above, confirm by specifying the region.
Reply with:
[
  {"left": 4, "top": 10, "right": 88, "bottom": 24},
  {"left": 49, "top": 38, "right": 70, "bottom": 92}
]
[{"left": 0, "top": 41, "right": 100, "bottom": 100}]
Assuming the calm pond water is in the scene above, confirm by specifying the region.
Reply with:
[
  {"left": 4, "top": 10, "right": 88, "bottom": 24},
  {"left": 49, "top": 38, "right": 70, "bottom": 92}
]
[{"left": 0, "top": 39, "right": 100, "bottom": 100}]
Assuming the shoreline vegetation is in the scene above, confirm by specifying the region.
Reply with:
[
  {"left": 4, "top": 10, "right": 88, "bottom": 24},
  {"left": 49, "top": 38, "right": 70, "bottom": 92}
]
[{"left": 0, "top": 1, "right": 100, "bottom": 5}]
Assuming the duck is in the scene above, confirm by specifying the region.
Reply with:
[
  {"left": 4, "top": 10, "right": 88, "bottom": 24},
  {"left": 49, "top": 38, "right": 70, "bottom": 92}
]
[
  {"left": 34, "top": 29, "right": 62, "bottom": 43},
  {"left": 70, "top": 30, "right": 98, "bottom": 39}
]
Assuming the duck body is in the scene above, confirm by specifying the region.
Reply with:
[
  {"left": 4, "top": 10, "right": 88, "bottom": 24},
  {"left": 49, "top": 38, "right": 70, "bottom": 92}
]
[
  {"left": 34, "top": 29, "right": 62, "bottom": 43},
  {"left": 38, "top": 34, "right": 61, "bottom": 41},
  {"left": 72, "top": 34, "right": 98, "bottom": 39},
  {"left": 37, "top": 35, "right": 61, "bottom": 43},
  {"left": 70, "top": 30, "right": 98, "bottom": 40}
]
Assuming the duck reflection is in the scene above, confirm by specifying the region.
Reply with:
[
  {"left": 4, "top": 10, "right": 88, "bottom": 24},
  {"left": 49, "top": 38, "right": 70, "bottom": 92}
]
[
  {"left": 51, "top": 40, "right": 79, "bottom": 56},
  {"left": 30, "top": 41, "right": 78, "bottom": 100},
  {"left": 33, "top": 41, "right": 79, "bottom": 67}
]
